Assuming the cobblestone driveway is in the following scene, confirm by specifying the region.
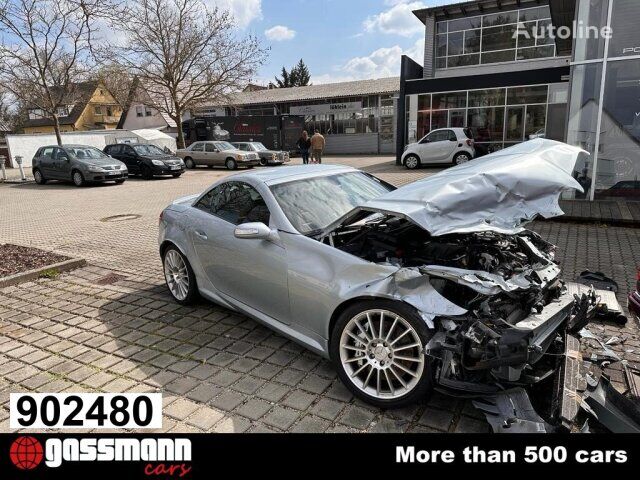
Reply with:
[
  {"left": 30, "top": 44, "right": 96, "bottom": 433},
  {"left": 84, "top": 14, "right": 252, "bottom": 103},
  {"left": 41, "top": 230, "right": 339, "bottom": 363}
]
[{"left": 1, "top": 157, "right": 638, "bottom": 433}]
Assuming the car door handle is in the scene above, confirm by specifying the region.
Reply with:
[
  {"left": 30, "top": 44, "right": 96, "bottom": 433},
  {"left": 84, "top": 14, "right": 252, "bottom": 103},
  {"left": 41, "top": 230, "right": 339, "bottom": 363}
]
[{"left": 194, "top": 230, "right": 208, "bottom": 240}]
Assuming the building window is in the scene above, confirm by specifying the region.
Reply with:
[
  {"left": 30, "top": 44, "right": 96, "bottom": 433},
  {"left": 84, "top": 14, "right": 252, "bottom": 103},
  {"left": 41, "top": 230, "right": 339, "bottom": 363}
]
[
  {"left": 106, "top": 106, "right": 113, "bottom": 116},
  {"left": 94, "top": 106, "right": 102, "bottom": 115},
  {"left": 435, "top": 5, "right": 556, "bottom": 70},
  {"left": 136, "top": 105, "right": 144, "bottom": 117},
  {"left": 145, "top": 106, "right": 153, "bottom": 116}
]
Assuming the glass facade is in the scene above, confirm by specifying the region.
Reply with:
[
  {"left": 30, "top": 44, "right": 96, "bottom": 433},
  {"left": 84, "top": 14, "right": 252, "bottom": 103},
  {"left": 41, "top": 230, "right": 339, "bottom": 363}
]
[
  {"left": 407, "top": 84, "right": 565, "bottom": 155},
  {"left": 435, "top": 5, "right": 557, "bottom": 70},
  {"left": 567, "top": 0, "right": 640, "bottom": 201}
]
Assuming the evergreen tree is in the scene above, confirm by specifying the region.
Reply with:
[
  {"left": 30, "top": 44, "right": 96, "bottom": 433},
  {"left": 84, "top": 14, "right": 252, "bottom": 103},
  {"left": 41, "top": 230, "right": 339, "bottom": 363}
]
[{"left": 274, "top": 59, "right": 311, "bottom": 88}]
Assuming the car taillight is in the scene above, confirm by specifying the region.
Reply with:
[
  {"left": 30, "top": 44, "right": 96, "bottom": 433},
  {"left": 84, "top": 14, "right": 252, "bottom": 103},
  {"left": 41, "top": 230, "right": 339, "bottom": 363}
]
[{"left": 466, "top": 139, "right": 474, "bottom": 147}]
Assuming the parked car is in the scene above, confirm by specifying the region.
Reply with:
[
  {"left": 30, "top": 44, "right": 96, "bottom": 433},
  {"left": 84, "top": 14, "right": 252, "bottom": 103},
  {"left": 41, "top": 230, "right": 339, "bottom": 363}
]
[
  {"left": 402, "top": 127, "right": 475, "bottom": 170},
  {"left": 628, "top": 267, "right": 640, "bottom": 320},
  {"left": 176, "top": 141, "right": 260, "bottom": 170},
  {"left": 232, "top": 142, "right": 290, "bottom": 166},
  {"left": 528, "top": 128, "right": 546, "bottom": 140},
  {"left": 32, "top": 145, "right": 128, "bottom": 187},
  {"left": 104, "top": 143, "right": 184, "bottom": 179},
  {"left": 595, "top": 180, "right": 640, "bottom": 200},
  {"left": 159, "top": 140, "right": 617, "bottom": 416}
]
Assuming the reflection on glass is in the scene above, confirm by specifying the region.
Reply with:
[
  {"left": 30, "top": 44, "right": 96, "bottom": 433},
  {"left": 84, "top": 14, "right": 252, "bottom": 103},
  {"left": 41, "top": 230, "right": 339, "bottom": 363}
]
[
  {"left": 573, "top": 0, "right": 609, "bottom": 62},
  {"left": 467, "top": 107, "right": 505, "bottom": 142},
  {"left": 507, "top": 85, "right": 548, "bottom": 105},
  {"left": 608, "top": 0, "right": 640, "bottom": 59},
  {"left": 431, "top": 111, "right": 448, "bottom": 130},
  {"left": 525, "top": 105, "right": 547, "bottom": 138},
  {"left": 449, "top": 110, "right": 466, "bottom": 127},
  {"left": 469, "top": 88, "right": 506, "bottom": 107},
  {"left": 594, "top": 59, "right": 640, "bottom": 200},
  {"left": 506, "top": 106, "right": 524, "bottom": 141}
]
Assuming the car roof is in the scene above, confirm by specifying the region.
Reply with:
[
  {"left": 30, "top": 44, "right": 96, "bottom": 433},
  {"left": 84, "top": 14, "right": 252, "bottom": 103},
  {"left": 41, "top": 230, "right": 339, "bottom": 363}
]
[{"left": 232, "top": 164, "right": 356, "bottom": 186}]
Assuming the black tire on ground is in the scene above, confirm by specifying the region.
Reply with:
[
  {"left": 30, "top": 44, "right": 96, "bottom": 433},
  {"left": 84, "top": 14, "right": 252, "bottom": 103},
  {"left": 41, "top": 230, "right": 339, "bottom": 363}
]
[
  {"left": 259, "top": 158, "right": 267, "bottom": 166},
  {"left": 184, "top": 157, "right": 195, "bottom": 169},
  {"left": 162, "top": 246, "right": 198, "bottom": 306},
  {"left": 329, "top": 299, "right": 434, "bottom": 409},
  {"left": 115, "top": 179, "right": 125, "bottom": 184},
  {"left": 33, "top": 169, "right": 47, "bottom": 185},
  {"left": 404, "top": 154, "right": 420, "bottom": 170},
  {"left": 225, "top": 158, "right": 237, "bottom": 170},
  {"left": 172, "top": 172, "right": 182, "bottom": 178},
  {"left": 72, "top": 170, "right": 85, "bottom": 187},
  {"left": 453, "top": 152, "right": 471, "bottom": 165}
]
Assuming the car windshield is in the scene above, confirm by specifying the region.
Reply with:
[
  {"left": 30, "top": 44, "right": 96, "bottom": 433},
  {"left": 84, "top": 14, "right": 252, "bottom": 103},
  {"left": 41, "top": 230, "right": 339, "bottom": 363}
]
[
  {"left": 132, "top": 144, "right": 165, "bottom": 155},
  {"left": 214, "top": 141, "right": 235, "bottom": 151},
  {"left": 270, "top": 172, "right": 393, "bottom": 234},
  {"left": 68, "top": 147, "right": 108, "bottom": 159},
  {"left": 252, "top": 143, "right": 268, "bottom": 151}
]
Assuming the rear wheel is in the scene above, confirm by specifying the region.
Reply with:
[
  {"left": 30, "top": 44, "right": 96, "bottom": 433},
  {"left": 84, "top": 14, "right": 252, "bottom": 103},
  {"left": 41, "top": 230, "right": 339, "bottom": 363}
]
[
  {"left": 404, "top": 155, "right": 420, "bottom": 170},
  {"left": 72, "top": 170, "right": 85, "bottom": 187},
  {"left": 225, "top": 158, "right": 237, "bottom": 170},
  {"left": 453, "top": 152, "right": 471, "bottom": 165},
  {"left": 184, "top": 157, "right": 195, "bottom": 169},
  {"left": 330, "top": 300, "right": 433, "bottom": 408},
  {"left": 33, "top": 169, "right": 46, "bottom": 185},
  {"left": 163, "top": 247, "right": 198, "bottom": 305}
]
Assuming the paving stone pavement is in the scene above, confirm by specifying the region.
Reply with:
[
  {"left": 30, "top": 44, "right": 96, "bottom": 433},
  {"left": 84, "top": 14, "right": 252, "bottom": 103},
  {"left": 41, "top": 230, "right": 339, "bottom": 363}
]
[{"left": 0, "top": 156, "right": 638, "bottom": 433}]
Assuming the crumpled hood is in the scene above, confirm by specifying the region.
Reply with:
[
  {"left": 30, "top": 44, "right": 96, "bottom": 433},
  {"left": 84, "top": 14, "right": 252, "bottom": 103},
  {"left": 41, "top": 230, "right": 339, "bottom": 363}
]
[{"left": 353, "top": 139, "right": 587, "bottom": 236}]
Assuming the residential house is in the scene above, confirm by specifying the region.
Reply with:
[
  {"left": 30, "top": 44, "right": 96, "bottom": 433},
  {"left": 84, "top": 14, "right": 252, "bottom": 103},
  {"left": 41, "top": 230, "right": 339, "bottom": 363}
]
[
  {"left": 117, "top": 78, "right": 177, "bottom": 136},
  {"left": 22, "top": 81, "right": 123, "bottom": 134}
]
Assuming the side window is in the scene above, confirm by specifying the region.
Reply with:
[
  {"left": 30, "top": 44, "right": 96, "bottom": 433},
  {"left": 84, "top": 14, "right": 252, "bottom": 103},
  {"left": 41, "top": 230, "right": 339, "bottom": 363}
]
[
  {"left": 205, "top": 143, "right": 216, "bottom": 153},
  {"left": 41, "top": 147, "right": 55, "bottom": 158},
  {"left": 446, "top": 130, "right": 457, "bottom": 141},
  {"left": 196, "top": 182, "right": 271, "bottom": 226},
  {"left": 108, "top": 145, "right": 122, "bottom": 155},
  {"left": 124, "top": 145, "right": 135, "bottom": 155},
  {"left": 191, "top": 143, "right": 204, "bottom": 152}
]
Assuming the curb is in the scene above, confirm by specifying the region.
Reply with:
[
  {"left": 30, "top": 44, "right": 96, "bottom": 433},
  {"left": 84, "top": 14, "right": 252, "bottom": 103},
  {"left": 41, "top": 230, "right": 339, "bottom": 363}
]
[{"left": 0, "top": 257, "right": 87, "bottom": 288}]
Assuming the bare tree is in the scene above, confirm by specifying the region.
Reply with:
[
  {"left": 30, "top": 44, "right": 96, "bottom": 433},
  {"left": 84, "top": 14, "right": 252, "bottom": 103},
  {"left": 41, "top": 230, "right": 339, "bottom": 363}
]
[
  {"left": 94, "top": 62, "right": 135, "bottom": 107},
  {"left": 0, "top": 0, "right": 116, "bottom": 145},
  {"left": 106, "top": 0, "right": 267, "bottom": 148}
]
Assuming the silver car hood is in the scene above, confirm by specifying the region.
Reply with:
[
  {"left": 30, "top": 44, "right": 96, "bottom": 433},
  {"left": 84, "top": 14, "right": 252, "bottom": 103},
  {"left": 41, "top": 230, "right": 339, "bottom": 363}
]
[{"left": 333, "top": 139, "right": 587, "bottom": 236}]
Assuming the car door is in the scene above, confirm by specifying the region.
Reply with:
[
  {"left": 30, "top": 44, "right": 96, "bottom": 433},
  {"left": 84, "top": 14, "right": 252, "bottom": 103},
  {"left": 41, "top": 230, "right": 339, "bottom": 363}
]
[
  {"left": 121, "top": 145, "right": 141, "bottom": 173},
  {"left": 188, "top": 143, "right": 205, "bottom": 165},
  {"left": 53, "top": 147, "right": 73, "bottom": 180},
  {"left": 38, "top": 147, "right": 57, "bottom": 178},
  {"left": 204, "top": 143, "right": 218, "bottom": 166},
  {"left": 420, "top": 130, "right": 456, "bottom": 163},
  {"left": 189, "top": 181, "right": 290, "bottom": 323}
]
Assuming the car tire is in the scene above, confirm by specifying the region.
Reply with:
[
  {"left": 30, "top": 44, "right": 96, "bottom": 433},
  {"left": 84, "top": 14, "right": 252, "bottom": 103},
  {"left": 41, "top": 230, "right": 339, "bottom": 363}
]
[
  {"left": 72, "top": 170, "right": 85, "bottom": 187},
  {"left": 163, "top": 246, "right": 198, "bottom": 305},
  {"left": 330, "top": 299, "right": 434, "bottom": 409},
  {"left": 33, "top": 169, "right": 46, "bottom": 185},
  {"left": 259, "top": 158, "right": 267, "bottom": 166},
  {"left": 172, "top": 172, "right": 182, "bottom": 178},
  {"left": 404, "top": 154, "right": 420, "bottom": 170},
  {"left": 184, "top": 157, "right": 195, "bottom": 169},
  {"left": 225, "top": 158, "right": 237, "bottom": 170},
  {"left": 453, "top": 152, "right": 471, "bottom": 165},
  {"left": 142, "top": 165, "right": 154, "bottom": 180},
  {"left": 115, "top": 179, "right": 125, "bottom": 184}
]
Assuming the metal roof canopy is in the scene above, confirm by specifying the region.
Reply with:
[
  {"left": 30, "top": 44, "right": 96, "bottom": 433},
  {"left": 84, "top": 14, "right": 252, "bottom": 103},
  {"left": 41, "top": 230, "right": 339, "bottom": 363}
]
[{"left": 413, "top": 0, "right": 552, "bottom": 24}]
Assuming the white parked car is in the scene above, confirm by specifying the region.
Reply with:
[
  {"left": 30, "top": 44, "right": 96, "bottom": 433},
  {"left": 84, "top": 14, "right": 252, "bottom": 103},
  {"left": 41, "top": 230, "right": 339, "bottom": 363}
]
[{"left": 402, "top": 127, "right": 475, "bottom": 170}]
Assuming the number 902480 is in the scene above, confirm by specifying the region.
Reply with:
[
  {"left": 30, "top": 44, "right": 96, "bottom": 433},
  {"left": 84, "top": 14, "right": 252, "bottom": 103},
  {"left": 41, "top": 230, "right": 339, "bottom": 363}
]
[{"left": 10, "top": 393, "right": 162, "bottom": 429}]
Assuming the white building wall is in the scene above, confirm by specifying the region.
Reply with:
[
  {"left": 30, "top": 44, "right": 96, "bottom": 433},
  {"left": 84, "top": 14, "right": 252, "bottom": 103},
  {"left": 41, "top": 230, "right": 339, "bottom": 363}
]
[{"left": 121, "top": 103, "right": 170, "bottom": 131}]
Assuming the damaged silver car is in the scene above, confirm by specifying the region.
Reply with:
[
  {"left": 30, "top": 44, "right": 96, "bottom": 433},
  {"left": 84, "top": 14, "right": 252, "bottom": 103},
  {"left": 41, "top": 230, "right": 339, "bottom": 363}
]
[{"left": 159, "top": 139, "right": 625, "bottom": 426}]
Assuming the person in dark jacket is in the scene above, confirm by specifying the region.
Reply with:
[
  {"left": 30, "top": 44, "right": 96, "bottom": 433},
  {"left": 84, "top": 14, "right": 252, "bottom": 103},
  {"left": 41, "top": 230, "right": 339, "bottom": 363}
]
[{"left": 297, "top": 130, "right": 311, "bottom": 165}]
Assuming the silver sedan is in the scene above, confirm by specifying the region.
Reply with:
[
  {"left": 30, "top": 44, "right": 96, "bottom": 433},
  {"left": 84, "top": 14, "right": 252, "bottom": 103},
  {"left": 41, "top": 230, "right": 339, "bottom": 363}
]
[{"left": 159, "top": 140, "right": 598, "bottom": 410}]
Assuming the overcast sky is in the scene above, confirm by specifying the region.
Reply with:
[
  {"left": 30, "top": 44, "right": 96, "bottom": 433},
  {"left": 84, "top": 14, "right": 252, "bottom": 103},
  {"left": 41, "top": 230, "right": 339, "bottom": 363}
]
[{"left": 210, "top": 0, "right": 460, "bottom": 84}]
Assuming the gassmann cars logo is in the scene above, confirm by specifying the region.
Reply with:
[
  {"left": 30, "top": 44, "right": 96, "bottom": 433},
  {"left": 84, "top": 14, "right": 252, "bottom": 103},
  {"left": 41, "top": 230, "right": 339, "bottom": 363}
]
[{"left": 8, "top": 436, "right": 192, "bottom": 477}]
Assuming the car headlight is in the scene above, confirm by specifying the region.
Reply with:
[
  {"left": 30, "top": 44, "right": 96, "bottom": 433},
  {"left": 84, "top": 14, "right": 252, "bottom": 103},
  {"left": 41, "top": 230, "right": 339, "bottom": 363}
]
[
  {"left": 236, "top": 154, "right": 244, "bottom": 161},
  {"left": 152, "top": 159, "right": 165, "bottom": 166},
  {"left": 271, "top": 154, "right": 276, "bottom": 160},
  {"left": 87, "top": 165, "right": 105, "bottom": 172}
]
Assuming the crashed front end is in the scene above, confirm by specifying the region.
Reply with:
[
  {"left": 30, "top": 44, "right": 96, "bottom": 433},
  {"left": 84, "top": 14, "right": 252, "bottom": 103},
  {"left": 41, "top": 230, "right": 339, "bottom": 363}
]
[{"left": 321, "top": 139, "right": 638, "bottom": 432}]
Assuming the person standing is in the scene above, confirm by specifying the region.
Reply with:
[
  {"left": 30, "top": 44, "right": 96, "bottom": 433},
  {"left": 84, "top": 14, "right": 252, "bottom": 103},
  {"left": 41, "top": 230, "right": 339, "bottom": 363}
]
[
  {"left": 310, "top": 129, "right": 325, "bottom": 164},
  {"left": 297, "top": 130, "right": 311, "bottom": 165}
]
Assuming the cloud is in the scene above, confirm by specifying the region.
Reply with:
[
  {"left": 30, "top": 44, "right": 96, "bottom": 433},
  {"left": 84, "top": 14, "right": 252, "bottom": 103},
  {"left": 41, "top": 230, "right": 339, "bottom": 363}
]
[
  {"left": 314, "top": 37, "right": 424, "bottom": 84},
  {"left": 363, "top": 1, "right": 425, "bottom": 37},
  {"left": 208, "top": 0, "right": 262, "bottom": 28},
  {"left": 264, "top": 25, "right": 296, "bottom": 41}
]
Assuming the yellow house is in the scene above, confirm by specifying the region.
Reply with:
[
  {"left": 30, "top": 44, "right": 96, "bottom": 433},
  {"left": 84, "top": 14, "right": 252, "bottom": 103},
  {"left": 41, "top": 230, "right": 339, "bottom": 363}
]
[{"left": 22, "top": 81, "right": 123, "bottom": 134}]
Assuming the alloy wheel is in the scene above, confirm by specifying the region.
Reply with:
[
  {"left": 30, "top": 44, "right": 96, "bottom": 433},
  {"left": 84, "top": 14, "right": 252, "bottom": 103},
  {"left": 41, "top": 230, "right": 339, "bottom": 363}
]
[
  {"left": 455, "top": 153, "right": 470, "bottom": 165},
  {"left": 339, "top": 309, "right": 424, "bottom": 400},
  {"left": 73, "top": 171, "right": 84, "bottom": 186},
  {"left": 405, "top": 156, "right": 419, "bottom": 169},
  {"left": 164, "top": 249, "right": 190, "bottom": 301},
  {"left": 34, "top": 170, "right": 44, "bottom": 184}
]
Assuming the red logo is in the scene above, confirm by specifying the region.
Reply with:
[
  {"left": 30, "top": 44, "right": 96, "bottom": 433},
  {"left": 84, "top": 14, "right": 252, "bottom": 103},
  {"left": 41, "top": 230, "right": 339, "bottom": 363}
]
[{"left": 9, "top": 436, "right": 44, "bottom": 470}]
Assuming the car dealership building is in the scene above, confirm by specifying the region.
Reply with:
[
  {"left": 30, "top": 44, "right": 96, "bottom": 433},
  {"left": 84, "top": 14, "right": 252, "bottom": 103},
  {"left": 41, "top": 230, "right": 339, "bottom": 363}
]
[{"left": 399, "top": 0, "right": 640, "bottom": 201}]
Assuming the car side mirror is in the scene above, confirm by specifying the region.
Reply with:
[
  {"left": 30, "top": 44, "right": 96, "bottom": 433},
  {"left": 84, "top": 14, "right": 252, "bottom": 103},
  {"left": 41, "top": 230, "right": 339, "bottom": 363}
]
[{"left": 234, "top": 222, "right": 275, "bottom": 241}]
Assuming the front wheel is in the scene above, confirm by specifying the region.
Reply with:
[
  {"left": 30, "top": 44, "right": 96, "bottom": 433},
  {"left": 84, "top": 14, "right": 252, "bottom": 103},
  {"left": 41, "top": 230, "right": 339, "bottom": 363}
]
[
  {"left": 163, "top": 247, "right": 198, "bottom": 305},
  {"left": 172, "top": 172, "right": 182, "bottom": 178},
  {"left": 115, "top": 179, "right": 125, "bottom": 184},
  {"left": 184, "top": 157, "right": 195, "bottom": 169},
  {"left": 72, "top": 170, "right": 85, "bottom": 187},
  {"left": 404, "top": 154, "right": 420, "bottom": 170},
  {"left": 330, "top": 300, "right": 433, "bottom": 408},
  {"left": 225, "top": 158, "right": 237, "bottom": 170},
  {"left": 453, "top": 152, "right": 471, "bottom": 165}
]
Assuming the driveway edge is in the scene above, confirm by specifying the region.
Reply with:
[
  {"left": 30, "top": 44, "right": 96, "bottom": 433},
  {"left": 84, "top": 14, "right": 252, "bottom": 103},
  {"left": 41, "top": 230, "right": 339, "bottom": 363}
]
[{"left": 0, "top": 257, "right": 87, "bottom": 288}]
